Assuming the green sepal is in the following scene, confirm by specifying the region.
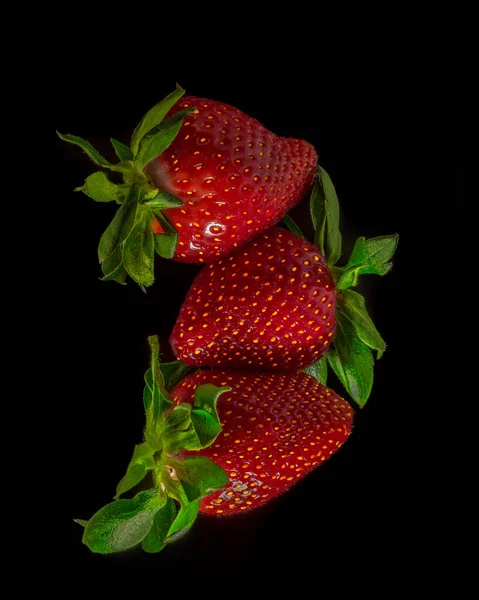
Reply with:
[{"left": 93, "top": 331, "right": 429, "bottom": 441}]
[
  {"left": 159, "top": 361, "right": 195, "bottom": 392},
  {"left": 100, "top": 246, "right": 128, "bottom": 284},
  {"left": 190, "top": 384, "right": 229, "bottom": 448},
  {"left": 175, "top": 456, "right": 228, "bottom": 503},
  {"left": 163, "top": 403, "right": 192, "bottom": 435},
  {"left": 303, "top": 356, "right": 328, "bottom": 385},
  {"left": 143, "top": 190, "right": 183, "bottom": 210},
  {"left": 122, "top": 211, "right": 155, "bottom": 289},
  {"left": 82, "top": 489, "right": 163, "bottom": 554},
  {"left": 337, "top": 234, "right": 399, "bottom": 290},
  {"left": 157, "top": 472, "right": 203, "bottom": 542},
  {"left": 153, "top": 210, "right": 180, "bottom": 258},
  {"left": 144, "top": 336, "right": 174, "bottom": 424},
  {"left": 57, "top": 132, "right": 112, "bottom": 168},
  {"left": 141, "top": 497, "right": 177, "bottom": 553},
  {"left": 114, "top": 442, "right": 156, "bottom": 499},
  {"left": 143, "top": 372, "right": 153, "bottom": 412},
  {"left": 146, "top": 108, "right": 195, "bottom": 137},
  {"left": 110, "top": 138, "right": 133, "bottom": 161},
  {"left": 166, "top": 499, "right": 201, "bottom": 542},
  {"left": 327, "top": 310, "right": 374, "bottom": 407},
  {"left": 338, "top": 289, "right": 386, "bottom": 358},
  {"left": 131, "top": 85, "right": 186, "bottom": 156},
  {"left": 75, "top": 171, "right": 124, "bottom": 203},
  {"left": 310, "top": 166, "right": 342, "bottom": 265},
  {"left": 134, "top": 107, "right": 193, "bottom": 171},
  {"left": 154, "top": 232, "right": 178, "bottom": 259},
  {"left": 163, "top": 384, "right": 230, "bottom": 453},
  {"left": 335, "top": 265, "right": 365, "bottom": 289},
  {"left": 142, "top": 379, "right": 161, "bottom": 450},
  {"left": 57, "top": 132, "right": 130, "bottom": 172},
  {"left": 281, "top": 214, "right": 305, "bottom": 239},
  {"left": 74, "top": 519, "right": 88, "bottom": 527},
  {"left": 98, "top": 184, "right": 142, "bottom": 263}
]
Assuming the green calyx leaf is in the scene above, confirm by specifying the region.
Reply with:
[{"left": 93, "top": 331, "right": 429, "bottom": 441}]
[
  {"left": 145, "top": 475, "right": 200, "bottom": 546},
  {"left": 163, "top": 403, "right": 193, "bottom": 434},
  {"left": 76, "top": 171, "right": 124, "bottom": 203},
  {"left": 159, "top": 361, "right": 195, "bottom": 392},
  {"left": 175, "top": 456, "right": 228, "bottom": 503},
  {"left": 337, "top": 234, "right": 399, "bottom": 290},
  {"left": 122, "top": 210, "right": 155, "bottom": 290},
  {"left": 310, "top": 166, "right": 342, "bottom": 266},
  {"left": 142, "top": 497, "right": 177, "bottom": 553},
  {"left": 110, "top": 138, "right": 133, "bottom": 161},
  {"left": 57, "top": 132, "right": 131, "bottom": 173},
  {"left": 303, "top": 356, "right": 328, "bottom": 385},
  {"left": 165, "top": 499, "right": 201, "bottom": 542},
  {"left": 98, "top": 184, "right": 142, "bottom": 263},
  {"left": 74, "top": 519, "right": 89, "bottom": 527},
  {"left": 145, "top": 468, "right": 202, "bottom": 546},
  {"left": 281, "top": 214, "right": 306, "bottom": 239},
  {"left": 82, "top": 489, "right": 163, "bottom": 554},
  {"left": 163, "top": 384, "right": 230, "bottom": 453},
  {"left": 57, "top": 132, "right": 113, "bottom": 169},
  {"left": 153, "top": 210, "right": 180, "bottom": 259},
  {"left": 146, "top": 108, "right": 195, "bottom": 138},
  {"left": 190, "top": 384, "right": 230, "bottom": 448},
  {"left": 338, "top": 289, "right": 386, "bottom": 358},
  {"left": 131, "top": 84, "right": 186, "bottom": 157},
  {"left": 155, "top": 231, "right": 179, "bottom": 259},
  {"left": 100, "top": 246, "right": 128, "bottom": 284},
  {"left": 144, "top": 336, "right": 174, "bottom": 431},
  {"left": 327, "top": 310, "right": 374, "bottom": 407},
  {"left": 115, "top": 442, "right": 156, "bottom": 499},
  {"left": 96, "top": 185, "right": 160, "bottom": 289},
  {"left": 142, "top": 190, "right": 183, "bottom": 210},
  {"left": 134, "top": 107, "right": 194, "bottom": 171}
]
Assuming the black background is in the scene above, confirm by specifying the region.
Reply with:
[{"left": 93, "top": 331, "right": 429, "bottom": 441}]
[{"left": 45, "top": 5, "right": 467, "bottom": 586}]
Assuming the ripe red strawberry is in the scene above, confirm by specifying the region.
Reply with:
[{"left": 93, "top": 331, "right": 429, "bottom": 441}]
[
  {"left": 60, "top": 87, "right": 318, "bottom": 288},
  {"left": 147, "top": 96, "right": 318, "bottom": 263},
  {"left": 170, "top": 227, "right": 336, "bottom": 372},
  {"left": 170, "top": 369, "right": 353, "bottom": 516}
]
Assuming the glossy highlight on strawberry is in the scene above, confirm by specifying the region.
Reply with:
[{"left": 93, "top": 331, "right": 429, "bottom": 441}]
[
  {"left": 171, "top": 369, "right": 353, "bottom": 516},
  {"left": 148, "top": 96, "right": 318, "bottom": 263},
  {"left": 170, "top": 227, "right": 336, "bottom": 371}
]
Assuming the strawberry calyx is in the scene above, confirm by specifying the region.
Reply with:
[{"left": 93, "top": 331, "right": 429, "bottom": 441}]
[
  {"left": 282, "top": 167, "right": 399, "bottom": 407},
  {"left": 75, "top": 336, "right": 230, "bottom": 555},
  {"left": 57, "top": 85, "right": 195, "bottom": 290}
]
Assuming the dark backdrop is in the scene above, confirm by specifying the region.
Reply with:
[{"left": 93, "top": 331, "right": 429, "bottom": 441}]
[{"left": 46, "top": 7, "right": 466, "bottom": 585}]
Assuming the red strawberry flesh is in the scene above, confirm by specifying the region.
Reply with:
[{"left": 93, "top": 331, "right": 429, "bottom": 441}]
[
  {"left": 171, "top": 370, "right": 353, "bottom": 516},
  {"left": 170, "top": 227, "right": 336, "bottom": 372},
  {"left": 148, "top": 97, "right": 317, "bottom": 263}
]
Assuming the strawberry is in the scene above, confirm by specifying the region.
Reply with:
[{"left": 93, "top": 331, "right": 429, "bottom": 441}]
[
  {"left": 147, "top": 96, "right": 317, "bottom": 263},
  {"left": 77, "top": 337, "right": 352, "bottom": 554},
  {"left": 170, "top": 227, "right": 336, "bottom": 372},
  {"left": 170, "top": 369, "right": 353, "bottom": 516},
  {"left": 58, "top": 86, "right": 317, "bottom": 288}
]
